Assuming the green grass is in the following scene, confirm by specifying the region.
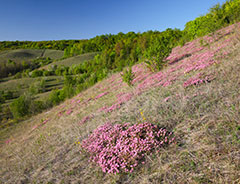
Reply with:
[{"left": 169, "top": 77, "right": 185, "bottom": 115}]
[
  {"left": 43, "top": 49, "right": 64, "bottom": 60},
  {"left": 41, "top": 52, "right": 98, "bottom": 69},
  {"left": 0, "top": 49, "right": 64, "bottom": 64},
  {"left": 0, "top": 76, "right": 63, "bottom": 92},
  {"left": 0, "top": 49, "right": 43, "bottom": 63}
]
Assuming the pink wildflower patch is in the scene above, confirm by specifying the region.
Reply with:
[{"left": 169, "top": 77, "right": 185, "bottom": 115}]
[
  {"left": 66, "top": 109, "right": 73, "bottom": 115},
  {"left": 164, "top": 96, "right": 171, "bottom": 102},
  {"left": 81, "top": 122, "right": 175, "bottom": 174},
  {"left": 5, "top": 139, "right": 12, "bottom": 144},
  {"left": 105, "top": 92, "right": 134, "bottom": 113},
  {"left": 42, "top": 119, "right": 49, "bottom": 124},
  {"left": 58, "top": 110, "right": 65, "bottom": 117},
  {"left": 183, "top": 74, "right": 214, "bottom": 88},
  {"left": 32, "top": 125, "right": 39, "bottom": 130},
  {"left": 95, "top": 92, "right": 109, "bottom": 100},
  {"left": 98, "top": 106, "right": 108, "bottom": 112},
  {"left": 79, "top": 115, "right": 94, "bottom": 125}
]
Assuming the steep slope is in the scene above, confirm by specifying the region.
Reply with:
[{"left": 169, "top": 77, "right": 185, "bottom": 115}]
[{"left": 0, "top": 23, "right": 240, "bottom": 183}]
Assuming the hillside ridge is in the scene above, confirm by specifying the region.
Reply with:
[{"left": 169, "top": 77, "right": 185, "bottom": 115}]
[{"left": 0, "top": 23, "right": 240, "bottom": 183}]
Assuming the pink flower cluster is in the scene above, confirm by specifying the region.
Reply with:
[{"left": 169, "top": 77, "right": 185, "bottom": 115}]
[
  {"left": 79, "top": 115, "right": 94, "bottom": 125},
  {"left": 5, "top": 139, "right": 11, "bottom": 144},
  {"left": 95, "top": 92, "right": 109, "bottom": 100},
  {"left": 58, "top": 110, "right": 65, "bottom": 117},
  {"left": 31, "top": 119, "right": 49, "bottom": 132},
  {"left": 104, "top": 92, "right": 134, "bottom": 113},
  {"left": 183, "top": 73, "right": 214, "bottom": 88},
  {"left": 66, "top": 108, "right": 73, "bottom": 115},
  {"left": 81, "top": 122, "right": 175, "bottom": 174}
]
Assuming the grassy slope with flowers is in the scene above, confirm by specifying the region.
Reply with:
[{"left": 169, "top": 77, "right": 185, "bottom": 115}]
[{"left": 0, "top": 23, "right": 240, "bottom": 183}]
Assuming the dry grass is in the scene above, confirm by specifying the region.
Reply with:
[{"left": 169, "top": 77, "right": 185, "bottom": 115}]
[{"left": 0, "top": 25, "right": 240, "bottom": 184}]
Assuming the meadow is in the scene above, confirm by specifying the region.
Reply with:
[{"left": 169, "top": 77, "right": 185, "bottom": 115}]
[
  {"left": 0, "top": 22, "right": 239, "bottom": 183},
  {"left": 0, "top": 0, "right": 240, "bottom": 183}
]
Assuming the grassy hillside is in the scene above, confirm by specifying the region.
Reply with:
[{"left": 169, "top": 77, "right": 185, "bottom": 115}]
[
  {"left": 41, "top": 52, "right": 98, "bottom": 69},
  {"left": 0, "top": 49, "right": 64, "bottom": 64},
  {"left": 0, "top": 23, "right": 239, "bottom": 183},
  {"left": 0, "top": 76, "right": 64, "bottom": 96},
  {"left": 0, "top": 49, "right": 44, "bottom": 63},
  {"left": 0, "top": 49, "right": 64, "bottom": 78}
]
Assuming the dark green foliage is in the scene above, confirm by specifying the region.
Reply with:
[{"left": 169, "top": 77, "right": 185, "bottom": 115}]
[
  {"left": 31, "top": 70, "right": 43, "bottom": 78},
  {"left": 2, "top": 90, "right": 14, "bottom": 100},
  {"left": 29, "top": 100, "right": 45, "bottom": 114},
  {"left": 0, "top": 56, "right": 54, "bottom": 79},
  {"left": 10, "top": 94, "right": 31, "bottom": 118},
  {"left": 14, "top": 72, "right": 22, "bottom": 79},
  {"left": 0, "top": 91, "right": 5, "bottom": 103},
  {"left": 180, "top": 0, "right": 240, "bottom": 42},
  {"left": 121, "top": 67, "right": 134, "bottom": 86},
  {"left": 48, "top": 89, "right": 62, "bottom": 106},
  {"left": 39, "top": 78, "right": 46, "bottom": 92},
  {"left": 0, "top": 40, "right": 78, "bottom": 52}
]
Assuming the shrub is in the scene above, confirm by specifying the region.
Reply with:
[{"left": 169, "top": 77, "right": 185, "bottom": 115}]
[
  {"left": 39, "top": 78, "right": 46, "bottom": 92},
  {"left": 29, "top": 100, "right": 45, "bottom": 114},
  {"left": 10, "top": 94, "right": 31, "bottom": 118},
  {"left": 0, "top": 91, "right": 5, "bottom": 103},
  {"left": 43, "top": 70, "right": 51, "bottom": 76},
  {"left": 48, "top": 89, "right": 61, "bottom": 106},
  {"left": 121, "top": 67, "right": 134, "bottom": 86},
  {"left": 14, "top": 72, "right": 22, "bottom": 79},
  {"left": 81, "top": 122, "right": 175, "bottom": 174},
  {"left": 31, "top": 70, "right": 43, "bottom": 78},
  {"left": 28, "top": 83, "right": 39, "bottom": 95},
  {"left": 3, "top": 90, "right": 14, "bottom": 100}
]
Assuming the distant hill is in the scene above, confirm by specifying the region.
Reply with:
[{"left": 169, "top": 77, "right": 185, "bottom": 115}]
[
  {"left": 0, "top": 49, "right": 64, "bottom": 64},
  {"left": 41, "top": 52, "right": 98, "bottom": 69}
]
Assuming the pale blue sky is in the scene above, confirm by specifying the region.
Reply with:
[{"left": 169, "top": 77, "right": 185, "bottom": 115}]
[{"left": 0, "top": 0, "right": 226, "bottom": 41}]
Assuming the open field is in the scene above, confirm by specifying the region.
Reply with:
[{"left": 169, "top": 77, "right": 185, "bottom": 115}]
[
  {"left": 41, "top": 52, "right": 99, "bottom": 69},
  {"left": 0, "top": 23, "right": 239, "bottom": 183},
  {"left": 0, "top": 76, "right": 63, "bottom": 93},
  {"left": 0, "top": 49, "right": 64, "bottom": 64}
]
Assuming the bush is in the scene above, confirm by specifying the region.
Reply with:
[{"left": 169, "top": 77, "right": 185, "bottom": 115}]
[
  {"left": 31, "top": 70, "right": 43, "bottom": 78},
  {"left": 28, "top": 83, "right": 39, "bottom": 95},
  {"left": 39, "top": 78, "right": 46, "bottom": 92},
  {"left": 29, "top": 100, "right": 45, "bottom": 114},
  {"left": 10, "top": 94, "right": 31, "bottom": 118},
  {"left": 81, "top": 122, "right": 175, "bottom": 174},
  {"left": 3, "top": 90, "right": 14, "bottom": 100},
  {"left": 48, "top": 89, "right": 61, "bottom": 106},
  {"left": 0, "top": 92, "right": 5, "bottom": 103},
  {"left": 14, "top": 72, "right": 22, "bottom": 79},
  {"left": 121, "top": 67, "right": 134, "bottom": 86},
  {"left": 43, "top": 70, "right": 51, "bottom": 76}
]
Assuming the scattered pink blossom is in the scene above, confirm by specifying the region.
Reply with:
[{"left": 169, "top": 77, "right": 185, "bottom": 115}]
[
  {"left": 66, "top": 109, "right": 73, "bottom": 115},
  {"left": 79, "top": 115, "right": 94, "bottom": 125},
  {"left": 5, "top": 139, "right": 12, "bottom": 144},
  {"left": 164, "top": 97, "right": 171, "bottom": 102},
  {"left": 95, "top": 92, "right": 109, "bottom": 100}
]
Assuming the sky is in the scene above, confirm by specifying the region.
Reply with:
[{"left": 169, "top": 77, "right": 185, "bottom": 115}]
[{"left": 0, "top": 0, "right": 227, "bottom": 41}]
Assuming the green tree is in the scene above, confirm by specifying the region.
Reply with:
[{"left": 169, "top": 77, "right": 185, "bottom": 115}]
[{"left": 10, "top": 94, "right": 31, "bottom": 118}]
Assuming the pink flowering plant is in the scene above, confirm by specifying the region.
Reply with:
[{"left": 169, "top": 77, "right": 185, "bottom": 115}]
[{"left": 81, "top": 122, "right": 175, "bottom": 174}]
